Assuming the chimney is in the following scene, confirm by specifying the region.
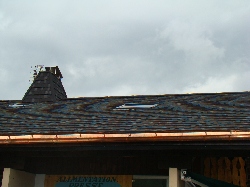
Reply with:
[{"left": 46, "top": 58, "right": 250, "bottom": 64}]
[
  {"left": 22, "top": 66, "right": 67, "bottom": 103},
  {"left": 45, "top": 66, "right": 63, "bottom": 79}
]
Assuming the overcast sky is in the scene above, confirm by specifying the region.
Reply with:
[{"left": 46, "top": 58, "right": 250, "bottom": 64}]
[{"left": 0, "top": 1, "right": 249, "bottom": 100}]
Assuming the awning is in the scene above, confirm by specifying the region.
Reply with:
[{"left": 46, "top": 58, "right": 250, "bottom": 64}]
[{"left": 182, "top": 170, "right": 240, "bottom": 187}]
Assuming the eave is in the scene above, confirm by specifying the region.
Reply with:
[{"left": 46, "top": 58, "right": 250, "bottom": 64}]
[{"left": 1, "top": 131, "right": 250, "bottom": 144}]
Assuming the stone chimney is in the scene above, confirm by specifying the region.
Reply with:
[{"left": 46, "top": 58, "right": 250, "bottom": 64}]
[{"left": 22, "top": 66, "right": 67, "bottom": 103}]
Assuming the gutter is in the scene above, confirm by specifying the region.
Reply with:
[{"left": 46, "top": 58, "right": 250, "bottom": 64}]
[{"left": 0, "top": 131, "right": 250, "bottom": 144}]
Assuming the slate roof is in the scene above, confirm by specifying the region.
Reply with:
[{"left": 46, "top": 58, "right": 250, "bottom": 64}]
[{"left": 0, "top": 92, "right": 250, "bottom": 136}]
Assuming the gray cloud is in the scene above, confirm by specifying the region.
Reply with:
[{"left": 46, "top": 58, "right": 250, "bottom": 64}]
[{"left": 0, "top": 0, "right": 249, "bottom": 100}]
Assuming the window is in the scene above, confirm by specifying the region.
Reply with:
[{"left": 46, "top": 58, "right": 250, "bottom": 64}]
[
  {"left": 132, "top": 175, "right": 168, "bottom": 187},
  {"left": 8, "top": 103, "right": 30, "bottom": 108},
  {"left": 115, "top": 103, "right": 158, "bottom": 110}
]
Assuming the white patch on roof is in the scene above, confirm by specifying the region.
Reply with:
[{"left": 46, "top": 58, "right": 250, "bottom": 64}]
[{"left": 115, "top": 103, "right": 158, "bottom": 110}]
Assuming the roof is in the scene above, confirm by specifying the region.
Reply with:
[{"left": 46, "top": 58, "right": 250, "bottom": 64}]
[{"left": 0, "top": 92, "right": 250, "bottom": 143}]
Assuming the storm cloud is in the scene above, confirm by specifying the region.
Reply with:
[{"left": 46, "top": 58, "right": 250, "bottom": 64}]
[{"left": 0, "top": 0, "right": 249, "bottom": 99}]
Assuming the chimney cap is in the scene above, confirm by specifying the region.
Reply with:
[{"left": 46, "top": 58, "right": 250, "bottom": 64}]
[{"left": 45, "top": 66, "right": 63, "bottom": 79}]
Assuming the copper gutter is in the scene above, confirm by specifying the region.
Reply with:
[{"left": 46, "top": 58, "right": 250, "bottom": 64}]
[{"left": 1, "top": 131, "right": 250, "bottom": 144}]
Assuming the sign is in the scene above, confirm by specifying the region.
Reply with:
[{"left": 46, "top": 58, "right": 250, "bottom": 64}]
[
  {"left": 44, "top": 175, "right": 132, "bottom": 187},
  {"left": 55, "top": 176, "right": 120, "bottom": 187}
]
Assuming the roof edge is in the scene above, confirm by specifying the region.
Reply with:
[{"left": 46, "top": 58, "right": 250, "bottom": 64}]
[{"left": 0, "top": 131, "right": 250, "bottom": 144}]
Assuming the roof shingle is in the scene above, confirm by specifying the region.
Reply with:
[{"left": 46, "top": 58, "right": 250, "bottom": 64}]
[{"left": 1, "top": 92, "right": 249, "bottom": 136}]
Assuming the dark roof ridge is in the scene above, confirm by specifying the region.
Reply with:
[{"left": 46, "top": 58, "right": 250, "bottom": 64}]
[{"left": 65, "top": 91, "right": 250, "bottom": 100}]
